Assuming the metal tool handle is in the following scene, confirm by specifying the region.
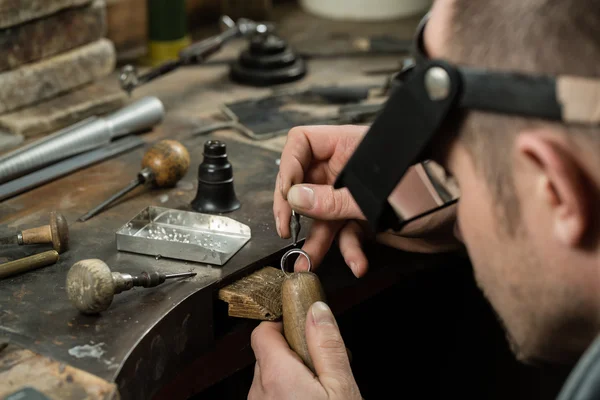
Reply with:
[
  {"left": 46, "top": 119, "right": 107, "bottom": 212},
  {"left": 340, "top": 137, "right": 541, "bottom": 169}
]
[
  {"left": 0, "top": 117, "right": 108, "bottom": 184},
  {"left": 105, "top": 96, "right": 165, "bottom": 138},
  {"left": 0, "top": 97, "right": 165, "bottom": 185},
  {"left": 0, "top": 250, "right": 59, "bottom": 280}
]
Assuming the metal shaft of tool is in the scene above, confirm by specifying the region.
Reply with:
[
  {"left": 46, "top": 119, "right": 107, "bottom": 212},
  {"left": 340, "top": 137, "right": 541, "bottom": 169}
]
[
  {"left": 135, "top": 60, "right": 183, "bottom": 91},
  {"left": 77, "top": 177, "right": 143, "bottom": 222},
  {"left": 132, "top": 24, "right": 241, "bottom": 89},
  {"left": 290, "top": 211, "right": 301, "bottom": 246},
  {"left": 122, "top": 17, "right": 263, "bottom": 94},
  {"left": 125, "top": 36, "right": 234, "bottom": 93},
  {"left": 165, "top": 272, "right": 197, "bottom": 279},
  {"left": 113, "top": 271, "right": 197, "bottom": 294},
  {"left": 0, "top": 136, "right": 144, "bottom": 202}
]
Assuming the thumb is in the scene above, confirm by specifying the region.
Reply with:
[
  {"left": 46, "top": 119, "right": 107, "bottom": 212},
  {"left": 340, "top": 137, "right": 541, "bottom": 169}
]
[
  {"left": 287, "top": 184, "right": 364, "bottom": 221},
  {"left": 306, "top": 301, "right": 356, "bottom": 393}
]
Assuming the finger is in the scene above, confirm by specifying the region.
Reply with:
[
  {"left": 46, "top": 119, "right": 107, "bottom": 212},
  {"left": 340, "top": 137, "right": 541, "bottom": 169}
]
[
  {"left": 295, "top": 220, "right": 343, "bottom": 272},
  {"left": 338, "top": 222, "right": 368, "bottom": 278},
  {"left": 248, "top": 362, "right": 264, "bottom": 400},
  {"left": 253, "top": 362, "right": 261, "bottom": 383},
  {"left": 251, "top": 321, "right": 296, "bottom": 368},
  {"left": 279, "top": 125, "right": 368, "bottom": 199},
  {"left": 305, "top": 302, "right": 358, "bottom": 396},
  {"left": 304, "top": 161, "right": 330, "bottom": 185},
  {"left": 275, "top": 158, "right": 341, "bottom": 240},
  {"left": 287, "top": 184, "right": 365, "bottom": 221},
  {"left": 273, "top": 173, "right": 292, "bottom": 239}
]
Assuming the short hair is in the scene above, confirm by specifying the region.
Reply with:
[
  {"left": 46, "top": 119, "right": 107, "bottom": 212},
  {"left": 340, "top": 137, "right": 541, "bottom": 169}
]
[{"left": 445, "top": 0, "right": 600, "bottom": 234}]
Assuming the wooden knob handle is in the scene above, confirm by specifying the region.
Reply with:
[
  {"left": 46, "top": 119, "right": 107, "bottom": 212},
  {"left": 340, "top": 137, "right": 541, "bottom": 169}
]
[
  {"left": 282, "top": 271, "right": 326, "bottom": 374},
  {"left": 0, "top": 250, "right": 59, "bottom": 280},
  {"left": 49, "top": 211, "right": 69, "bottom": 253},
  {"left": 21, "top": 225, "right": 52, "bottom": 245},
  {"left": 20, "top": 212, "right": 69, "bottom": 253},
  {"left": 66, "top": 259, "right": 115, "bottom": 314},
  {"left": 141, "top": 139, "right": 190, "bottom": 187}
]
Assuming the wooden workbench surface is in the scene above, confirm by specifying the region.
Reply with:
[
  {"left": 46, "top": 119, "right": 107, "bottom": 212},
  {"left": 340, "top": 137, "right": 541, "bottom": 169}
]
[{"left": 0, "top": 5, "right": 447, "bottom": 400}]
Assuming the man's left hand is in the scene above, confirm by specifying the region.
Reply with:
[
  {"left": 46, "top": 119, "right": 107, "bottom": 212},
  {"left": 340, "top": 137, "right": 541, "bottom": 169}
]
[{"left": 249, "top": 301, "right": 362, "bottom": 400}]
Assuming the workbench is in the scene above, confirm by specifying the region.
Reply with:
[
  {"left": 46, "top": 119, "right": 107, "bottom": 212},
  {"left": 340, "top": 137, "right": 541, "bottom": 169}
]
[{"left": 0, "top": 5, "right": 495, "bottom": 400}]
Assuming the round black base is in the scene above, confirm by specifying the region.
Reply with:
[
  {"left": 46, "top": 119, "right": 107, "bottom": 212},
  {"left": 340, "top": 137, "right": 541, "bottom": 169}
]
[{"left": 229, "top": 58, "right": 307, "bottom": 86}]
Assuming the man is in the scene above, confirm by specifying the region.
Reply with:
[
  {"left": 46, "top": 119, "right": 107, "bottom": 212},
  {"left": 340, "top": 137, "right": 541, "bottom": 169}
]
[{"left": 249, "top": 0, "right": 600, "bottom": 398}]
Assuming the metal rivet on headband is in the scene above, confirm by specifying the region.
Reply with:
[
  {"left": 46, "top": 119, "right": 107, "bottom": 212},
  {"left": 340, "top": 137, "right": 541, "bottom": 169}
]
[{"left": 425, "top": 66, "right": 450, "bottom": 101}]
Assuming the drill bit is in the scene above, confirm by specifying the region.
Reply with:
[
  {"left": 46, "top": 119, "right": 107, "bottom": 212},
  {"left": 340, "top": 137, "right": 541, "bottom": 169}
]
[{"left": 290, "top": 211, "right": 301, "bottom": 246}]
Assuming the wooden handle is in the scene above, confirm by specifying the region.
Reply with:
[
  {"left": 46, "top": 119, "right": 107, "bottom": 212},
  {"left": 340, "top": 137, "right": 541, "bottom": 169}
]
[
  {"left": 141, "top": 139, "right": 190, "bottom": 187},
  {"left": 66, "top": 259, "right": 115, "bottom": 315},
  {"left": 21, "top": 225, "right": 52, "bottom": 245},
  {"left": 282, "top": 271, "right": 326, "bottom": 374},
  {"left": 49, "top": 211, "right": 69, "bottom": 253},
  {"left": 0, "top": 250, "right": 59, "bottom": 279}
]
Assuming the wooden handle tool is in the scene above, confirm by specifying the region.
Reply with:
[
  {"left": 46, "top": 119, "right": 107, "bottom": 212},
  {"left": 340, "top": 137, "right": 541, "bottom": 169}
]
[
  {"left": 77, "top": 139, "right": 190, "bottom": 222},
  {"left": 280, "top": 248, "right": 326, "bottom": 374},
  {"left": 0, "top": 211, "right": 69, "bottom": 253},
  {"left": 66, "top": 259, "right": 197, "bottom": 314}
]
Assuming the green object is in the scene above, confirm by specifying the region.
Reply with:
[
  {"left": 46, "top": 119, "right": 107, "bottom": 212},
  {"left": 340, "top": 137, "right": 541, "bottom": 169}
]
[
  {"left": 148, "top": 0, "right": 188, "bottom": 42},
  {"left": 147, "top": 0, "right": 191, "bottom": 65}
]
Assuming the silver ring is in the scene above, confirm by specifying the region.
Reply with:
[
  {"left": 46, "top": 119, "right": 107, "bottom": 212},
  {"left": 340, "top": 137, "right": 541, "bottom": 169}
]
[{"left": 280, "top": 248, "right": 312, "bottom": 274}]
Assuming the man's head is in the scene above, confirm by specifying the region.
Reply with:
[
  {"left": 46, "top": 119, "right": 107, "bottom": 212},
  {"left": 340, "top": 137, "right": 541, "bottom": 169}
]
[{"left": 425, "top": 0, "right": 600, "bottom": 364}]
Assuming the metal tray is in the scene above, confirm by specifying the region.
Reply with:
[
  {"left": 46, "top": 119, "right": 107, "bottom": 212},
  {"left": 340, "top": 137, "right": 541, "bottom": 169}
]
[{"left": 115, "top": 206, "right": 251, "bottom": 265}]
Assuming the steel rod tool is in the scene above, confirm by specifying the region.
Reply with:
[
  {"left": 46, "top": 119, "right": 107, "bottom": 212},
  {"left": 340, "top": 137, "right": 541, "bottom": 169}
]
[
  {"left": 0, "top": 97, "right": 165, "bottom": 185},
  {"left": 119, "top": 15, "right": 274, "bottom": 95}
]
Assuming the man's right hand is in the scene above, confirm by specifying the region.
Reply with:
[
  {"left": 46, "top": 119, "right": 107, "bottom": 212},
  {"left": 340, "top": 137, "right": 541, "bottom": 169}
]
[{"left": 274, "top": 125, "right": 462, "bottom": 278}]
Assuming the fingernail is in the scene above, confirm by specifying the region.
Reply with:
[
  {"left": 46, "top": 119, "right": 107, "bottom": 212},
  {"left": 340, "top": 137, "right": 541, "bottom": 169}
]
[
  {"left": 311, "top": 301, "right": 335, "bottom": 326},
  {"left": 276, "top": 216, "right": 281, "bottom": 237},
  {"left": 288, "top": 186, "right": 314, "bottom": 210}
]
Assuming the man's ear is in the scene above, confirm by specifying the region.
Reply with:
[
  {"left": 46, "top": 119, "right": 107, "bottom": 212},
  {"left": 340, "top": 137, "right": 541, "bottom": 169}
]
[{"left": 515, "top": 132, "right": 591, "bottom": 247}]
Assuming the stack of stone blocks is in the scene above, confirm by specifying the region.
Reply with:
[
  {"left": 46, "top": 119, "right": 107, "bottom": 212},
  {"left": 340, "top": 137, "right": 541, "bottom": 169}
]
[{"left": 0, "top": 0, "right": 126, "bottom": 151}]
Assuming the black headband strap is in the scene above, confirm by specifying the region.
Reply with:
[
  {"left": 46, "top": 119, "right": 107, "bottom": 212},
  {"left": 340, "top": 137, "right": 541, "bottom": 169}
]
[{"left": 334, "top": 60, "right": 462, "bottom": 232}]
